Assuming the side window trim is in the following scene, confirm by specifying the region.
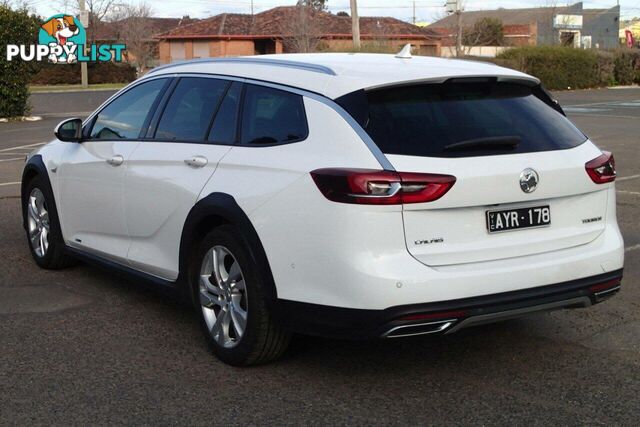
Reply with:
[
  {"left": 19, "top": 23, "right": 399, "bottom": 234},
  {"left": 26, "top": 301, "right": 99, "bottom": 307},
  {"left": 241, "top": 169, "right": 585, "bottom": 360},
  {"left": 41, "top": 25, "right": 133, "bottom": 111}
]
[
  {"left": 138, "top": 78, "right": 174, "bottom": 139},
  {"left": 84, "top": 77, "right": 172, "bottom": 141},
  {"left": 202, "top": 80, "right": 236, "bottom": 144},
  {"left": 145, "top": 77, "right": 179, "bottom": 139},
  {"left": 234, "top": 83, "right": 247, "bottom": 146}
]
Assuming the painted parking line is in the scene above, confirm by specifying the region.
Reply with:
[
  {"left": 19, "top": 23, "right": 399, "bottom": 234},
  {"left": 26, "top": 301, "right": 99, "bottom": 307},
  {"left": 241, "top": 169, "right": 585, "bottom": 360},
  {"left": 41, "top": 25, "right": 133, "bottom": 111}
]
[
  {"left": 0, "top": 142, "right": 46, "bottom": 152},
  {"left": 617, "top": 190, "right": 640, "bottom": 196},
  {"left": 564, "top": 99, "right": 640, "bottom": 108},
  {"left": 564, "top": 113, "right": 640, "bottom": 120},
  {"left": 618, "top": 174, "right": 640, "bottom": 182},
  {"left": 626, "top": 244, "right": 640, "bottom": 253},
  {"left": 38, "top": 111, "right": 92, "bottom": 118},
  {"left": 0, "top": 181, "right": 20, "bottom": 187},
  {"left": 0, "top": 157, "right": 24, "bottom": 163}
]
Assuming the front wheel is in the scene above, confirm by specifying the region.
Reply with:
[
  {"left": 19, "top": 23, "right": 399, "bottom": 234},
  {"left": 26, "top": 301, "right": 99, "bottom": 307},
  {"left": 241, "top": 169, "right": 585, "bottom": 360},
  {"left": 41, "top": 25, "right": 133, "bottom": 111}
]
[
  {"left": 23, "top": 176, "right": 76, "bottom": 269},
  {"left": 193, "top": 226, "right": 291, "bottom": 366}
]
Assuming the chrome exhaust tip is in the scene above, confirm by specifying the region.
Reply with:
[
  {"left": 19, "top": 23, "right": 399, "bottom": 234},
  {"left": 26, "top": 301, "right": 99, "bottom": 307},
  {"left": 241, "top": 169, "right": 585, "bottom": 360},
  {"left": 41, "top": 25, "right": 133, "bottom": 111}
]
[
  {"left": 382, "top": 319, "right": 456, "bottom": 338},
  {"left": 594, "top": 285, "right": 621, "bottom": 303}
]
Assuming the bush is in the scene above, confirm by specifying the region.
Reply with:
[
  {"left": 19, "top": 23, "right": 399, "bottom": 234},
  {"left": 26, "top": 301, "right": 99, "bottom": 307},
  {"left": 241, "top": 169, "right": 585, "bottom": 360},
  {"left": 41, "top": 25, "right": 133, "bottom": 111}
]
[
  {"left": 0, "top": 5, "right": 40, "bottom": 117},
  {"left": 30, "top": 62, "right": 137, "bottom": 85},
  {"left": 497, "top": 46, "right": 603, "bottom": 90},
  {"left": 595, "top": 50, "right": 615, "bottom": 87},
  {"left": 611, "top": 48, "right": 640, "bottom": 85}
]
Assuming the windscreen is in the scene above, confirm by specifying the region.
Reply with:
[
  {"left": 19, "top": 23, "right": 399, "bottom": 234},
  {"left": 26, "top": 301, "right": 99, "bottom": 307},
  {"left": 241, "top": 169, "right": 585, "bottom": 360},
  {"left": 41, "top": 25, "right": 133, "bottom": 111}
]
[{"left": 359, "top": 81, "right": 587, "bottom": 158}]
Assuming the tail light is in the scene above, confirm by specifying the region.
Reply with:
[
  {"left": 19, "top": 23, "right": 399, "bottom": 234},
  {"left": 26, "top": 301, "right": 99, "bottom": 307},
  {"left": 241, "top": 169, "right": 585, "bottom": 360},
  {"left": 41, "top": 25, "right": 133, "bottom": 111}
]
[
  {"left": 586, "top": 152, "right": 616, "bottom": 184},
  {"left": 310, "top": 168, "right": 456, "bottom": 205}
]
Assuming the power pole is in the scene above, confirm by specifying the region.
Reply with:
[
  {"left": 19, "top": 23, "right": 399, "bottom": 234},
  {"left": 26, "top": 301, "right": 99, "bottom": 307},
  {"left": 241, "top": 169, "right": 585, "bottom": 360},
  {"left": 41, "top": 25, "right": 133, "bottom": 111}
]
[
  {"left": 350, "top": 0, "right": 361, "bottom": 49},
  {"left": 412, "top": 1, "right": 416, "bottom": 25},
  {"left": 80, "top": 0, "right": 88, "bottom": 88},
  {"left": 455, "top": 1, "right": 463, "bottom": 57},
  {"left": 251, "top": 0, "right": 254, "bottom": 15}
]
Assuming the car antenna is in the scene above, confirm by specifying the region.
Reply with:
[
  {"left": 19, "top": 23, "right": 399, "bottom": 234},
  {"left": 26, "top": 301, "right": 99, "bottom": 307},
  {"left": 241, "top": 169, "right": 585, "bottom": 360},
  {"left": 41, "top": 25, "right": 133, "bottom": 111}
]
[{"left": 395, "top": 44, "right": 412, "bottom": 59}]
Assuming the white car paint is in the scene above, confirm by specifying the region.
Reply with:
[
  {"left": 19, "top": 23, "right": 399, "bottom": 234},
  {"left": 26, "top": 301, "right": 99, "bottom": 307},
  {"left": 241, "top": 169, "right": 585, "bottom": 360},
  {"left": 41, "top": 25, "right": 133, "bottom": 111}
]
[{"left": 32, "top": 53, "right": 624, "bottom": 315}]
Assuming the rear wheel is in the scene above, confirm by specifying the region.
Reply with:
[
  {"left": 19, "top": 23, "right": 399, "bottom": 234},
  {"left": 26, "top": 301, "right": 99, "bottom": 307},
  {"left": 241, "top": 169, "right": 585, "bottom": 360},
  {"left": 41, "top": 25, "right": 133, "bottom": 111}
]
[
  {"left": 193, "top": 226, "right": 291, "bottom": 366},
  {"left": 23, "top": 176, "right": 76, "bottom": 269}
]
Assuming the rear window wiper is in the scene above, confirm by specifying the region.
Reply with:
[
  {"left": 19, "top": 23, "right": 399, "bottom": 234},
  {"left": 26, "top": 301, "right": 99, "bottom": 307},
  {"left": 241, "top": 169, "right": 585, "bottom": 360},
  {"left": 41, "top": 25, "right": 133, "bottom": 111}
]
[{"left": 443, "top": 136, "right": 521, "bottom": 151}]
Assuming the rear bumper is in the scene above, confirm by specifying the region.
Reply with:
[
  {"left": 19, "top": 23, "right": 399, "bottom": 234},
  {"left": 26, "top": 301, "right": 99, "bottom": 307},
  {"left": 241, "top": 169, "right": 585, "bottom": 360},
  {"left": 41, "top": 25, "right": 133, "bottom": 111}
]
[{"left": 271, "top": 269, "right": 623, "bottom": 340}]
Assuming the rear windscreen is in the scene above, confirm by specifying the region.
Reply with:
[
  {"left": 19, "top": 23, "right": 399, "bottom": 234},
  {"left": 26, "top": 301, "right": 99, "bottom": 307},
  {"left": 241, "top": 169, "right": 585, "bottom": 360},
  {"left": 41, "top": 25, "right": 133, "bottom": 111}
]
[{"left": 352, "top": 81, "right": 587, "bottom": 158}]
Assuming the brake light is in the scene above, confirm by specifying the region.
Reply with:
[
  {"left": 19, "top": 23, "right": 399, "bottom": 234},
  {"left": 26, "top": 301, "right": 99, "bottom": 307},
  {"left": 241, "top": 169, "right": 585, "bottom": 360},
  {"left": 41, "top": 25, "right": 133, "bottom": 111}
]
[
  {"left": 310, "top": 168, "right": 456, "bottom": 205},
  {"left": 586, "top": 152, "right": 616, "bottom": 184}
]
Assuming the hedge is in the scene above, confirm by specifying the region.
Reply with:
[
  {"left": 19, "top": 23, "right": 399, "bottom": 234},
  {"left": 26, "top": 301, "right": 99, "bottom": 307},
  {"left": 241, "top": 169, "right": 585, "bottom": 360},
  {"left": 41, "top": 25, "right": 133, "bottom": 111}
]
[
  {"left": 0, "top": 6, "right": 40, "bottom": 117},
  {"left": 611, "top": 48, "right": 640, "bottom": 85},
  {"left": 492, "top": 46, "right": 640, "bottom": 90},
  {"left": 30, "top": 62, "right": 137, "bottom": 85}
]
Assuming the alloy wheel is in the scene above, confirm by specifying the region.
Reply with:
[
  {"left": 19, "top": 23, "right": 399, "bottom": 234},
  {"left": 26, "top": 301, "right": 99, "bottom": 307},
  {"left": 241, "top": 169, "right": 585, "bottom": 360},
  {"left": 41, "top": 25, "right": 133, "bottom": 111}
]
[
  {"left": 199, "top": 245, "right": 248, "bottom": 348},
  {"left": 27, "top": 188, "right": 50, "bottom": 258}
]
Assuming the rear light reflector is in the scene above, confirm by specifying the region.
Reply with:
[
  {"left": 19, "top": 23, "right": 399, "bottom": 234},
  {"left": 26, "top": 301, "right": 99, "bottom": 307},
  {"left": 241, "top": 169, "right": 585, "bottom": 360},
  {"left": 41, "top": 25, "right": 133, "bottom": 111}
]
[
  {"left": 310, "top": 168, "right": 456, "bottom": 205},
  {"left": 585, "top": 151, "right": 616, "bottom": 184},
  {"left": 589, "top": 279, "right": 621, "bottom": 293}
]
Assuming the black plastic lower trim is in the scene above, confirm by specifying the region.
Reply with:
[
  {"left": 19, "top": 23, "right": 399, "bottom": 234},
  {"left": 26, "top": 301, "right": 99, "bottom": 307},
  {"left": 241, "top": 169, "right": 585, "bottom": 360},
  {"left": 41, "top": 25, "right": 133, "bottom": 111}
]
[
  {"left": 271, "top": 269, "right": 623, "bottom": 340},
  {"left": 65, "top": 246, "right": 180, "bottom": 296}
]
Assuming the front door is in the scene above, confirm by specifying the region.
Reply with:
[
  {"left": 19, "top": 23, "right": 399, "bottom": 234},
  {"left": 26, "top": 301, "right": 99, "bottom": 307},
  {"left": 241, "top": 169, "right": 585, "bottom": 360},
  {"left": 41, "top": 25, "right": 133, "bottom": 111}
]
[{"left": 57, "top": 78, "right": 169, "bottom": 263}]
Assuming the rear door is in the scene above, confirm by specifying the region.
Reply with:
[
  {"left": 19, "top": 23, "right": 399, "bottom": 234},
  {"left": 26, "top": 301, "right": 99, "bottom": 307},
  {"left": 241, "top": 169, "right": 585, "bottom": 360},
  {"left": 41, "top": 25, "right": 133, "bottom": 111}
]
[
  {"left": 123, "top": 77, "right": 240, "bottom": 279},
  {"left": 358, "top": 80, "right": 608, "bottom": 266}
]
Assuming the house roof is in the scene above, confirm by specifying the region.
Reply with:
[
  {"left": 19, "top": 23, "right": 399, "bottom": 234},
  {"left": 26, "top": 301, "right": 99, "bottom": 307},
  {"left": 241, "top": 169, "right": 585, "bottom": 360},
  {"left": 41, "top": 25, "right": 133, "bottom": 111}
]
[
  {"left": 430, "top": 5, "right": 576, "bottom": 28},
  {"left": 94, "top": 17, "right": 197, "bottom": 41},
  {"left": 157, "top": 6, "right": 439, "bottom": 40},
  {"left": 146, "top": 53, "right": 538, "bottom": 99}
]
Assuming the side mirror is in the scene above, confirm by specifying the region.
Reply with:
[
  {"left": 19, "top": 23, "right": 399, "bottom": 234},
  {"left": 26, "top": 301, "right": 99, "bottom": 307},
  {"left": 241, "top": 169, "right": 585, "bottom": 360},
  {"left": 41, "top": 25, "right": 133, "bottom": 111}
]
[{"left": 54, "top": 118, "right": 83, "bottom": 142}]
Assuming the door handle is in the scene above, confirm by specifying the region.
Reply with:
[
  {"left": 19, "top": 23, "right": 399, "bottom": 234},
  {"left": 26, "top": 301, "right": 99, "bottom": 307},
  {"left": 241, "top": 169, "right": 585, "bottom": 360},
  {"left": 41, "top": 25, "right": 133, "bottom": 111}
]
[
  {"left": 184, "top": 155, "right": 208, "bottom": 168},
  {"left": 106, "top": 155, "right": 124, "bottom": 166}
]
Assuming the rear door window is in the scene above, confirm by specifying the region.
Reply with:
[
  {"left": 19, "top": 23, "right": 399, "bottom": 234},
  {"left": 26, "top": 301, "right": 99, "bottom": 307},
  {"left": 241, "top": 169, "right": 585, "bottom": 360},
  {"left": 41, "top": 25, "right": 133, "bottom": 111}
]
[
  {"left": 240, "top": 84, "right": 308, "bottom": 145},
  {"left": 155, "top": 77, "right": 229, "bottom": 142},
  {"left": 357, "top": 81, "right": 586, "bottom": 158}
]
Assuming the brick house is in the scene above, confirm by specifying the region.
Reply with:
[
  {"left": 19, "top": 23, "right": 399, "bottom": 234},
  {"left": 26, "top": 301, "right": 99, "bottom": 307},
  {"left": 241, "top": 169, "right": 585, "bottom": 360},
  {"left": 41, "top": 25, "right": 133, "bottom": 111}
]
[
  {"left": 94, "top": 16, "right": 196, "bottom": 68},
  {"left": 430, "top": 2, "right": 620, "bottom": 49},
  {"left": 157, "top": 6, "right": 441, "bottom": 63}
]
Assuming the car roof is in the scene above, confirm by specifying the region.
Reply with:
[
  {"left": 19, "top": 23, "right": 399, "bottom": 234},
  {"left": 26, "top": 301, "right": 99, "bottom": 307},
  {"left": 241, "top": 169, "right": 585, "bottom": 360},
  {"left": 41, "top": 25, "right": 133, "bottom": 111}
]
[{"left": 147, "top": 52, "right": 539, "bottom": 99}]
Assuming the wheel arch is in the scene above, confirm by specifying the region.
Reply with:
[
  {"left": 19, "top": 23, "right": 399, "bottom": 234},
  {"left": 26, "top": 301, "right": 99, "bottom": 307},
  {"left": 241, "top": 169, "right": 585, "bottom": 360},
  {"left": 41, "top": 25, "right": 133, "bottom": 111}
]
[
  {"left": 177, "top": 192, "right": 278, "bottom": 306},
  {"left": 21, "top": 155, "right": 55, "bottom": 231}
]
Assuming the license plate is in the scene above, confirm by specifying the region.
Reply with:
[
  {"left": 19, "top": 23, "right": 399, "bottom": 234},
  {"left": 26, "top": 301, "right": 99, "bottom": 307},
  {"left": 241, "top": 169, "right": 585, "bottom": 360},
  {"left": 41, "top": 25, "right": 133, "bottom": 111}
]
[{"left": 486, "top": 205, "right": 550, "bottom": 233}]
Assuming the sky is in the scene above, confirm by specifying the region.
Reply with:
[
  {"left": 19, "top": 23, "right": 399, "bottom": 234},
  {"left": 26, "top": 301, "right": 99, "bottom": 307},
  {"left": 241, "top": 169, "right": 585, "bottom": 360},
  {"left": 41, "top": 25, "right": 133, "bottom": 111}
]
[{"left": 28, "top": 0, "right": 640, "bottom": 24}]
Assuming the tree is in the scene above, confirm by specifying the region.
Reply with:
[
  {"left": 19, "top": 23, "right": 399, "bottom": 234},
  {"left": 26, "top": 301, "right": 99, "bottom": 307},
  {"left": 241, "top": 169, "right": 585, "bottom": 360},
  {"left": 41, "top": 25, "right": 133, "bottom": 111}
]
[
  {"left": 0, "top": 4, "right": 40, "bottom": 117},
  {"left": 58, "top": 0, "right": 116, "bottom": 42},
  {"left": 462, "top": 17, "right": 504, "bottom": 46},
  {"left": 296, "top": 0, "right": 327, "bottom": 11},
  {"left": 282, "top": 5, "right": 322, "bottom": 53},
  {"left": 337, "top": 11, "right": 349, "bottom": 17},
  {"left": 112, "top": 2, "right": 154, "bottom": 73}
]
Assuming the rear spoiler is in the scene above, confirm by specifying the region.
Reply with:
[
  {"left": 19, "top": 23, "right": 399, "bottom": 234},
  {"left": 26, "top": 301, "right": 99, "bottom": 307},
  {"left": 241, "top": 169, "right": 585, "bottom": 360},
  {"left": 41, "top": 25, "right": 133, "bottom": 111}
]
[{"left": 335, "top": 77, "right": 564, "bottom": 128}]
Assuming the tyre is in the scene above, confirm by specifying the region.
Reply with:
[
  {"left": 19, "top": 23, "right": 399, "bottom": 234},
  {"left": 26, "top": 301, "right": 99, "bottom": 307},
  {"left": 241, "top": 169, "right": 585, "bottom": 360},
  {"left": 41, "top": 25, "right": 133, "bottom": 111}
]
[
  {"left": 23, "top": 175, "right": 76, "bottom": 269},
  {"left": 192, "top": 225, "right": 291, "bottom": 366}
]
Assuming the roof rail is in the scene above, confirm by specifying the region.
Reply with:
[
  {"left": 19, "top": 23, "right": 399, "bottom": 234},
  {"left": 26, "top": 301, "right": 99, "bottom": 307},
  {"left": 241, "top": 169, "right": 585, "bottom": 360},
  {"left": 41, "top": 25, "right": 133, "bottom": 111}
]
[{"left": 148, "top": 57, "right": 337, "bottom": 76}]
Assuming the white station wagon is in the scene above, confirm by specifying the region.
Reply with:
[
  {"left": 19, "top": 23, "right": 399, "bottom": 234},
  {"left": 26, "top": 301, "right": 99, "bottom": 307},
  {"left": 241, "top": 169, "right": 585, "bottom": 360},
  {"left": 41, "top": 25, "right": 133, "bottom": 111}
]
[{"left": 22, "top": 52, "right": 624, "bottom": 365}]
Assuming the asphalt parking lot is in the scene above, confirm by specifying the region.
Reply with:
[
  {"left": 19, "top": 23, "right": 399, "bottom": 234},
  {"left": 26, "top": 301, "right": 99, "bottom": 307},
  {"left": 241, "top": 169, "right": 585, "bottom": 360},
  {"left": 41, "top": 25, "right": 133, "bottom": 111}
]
[{"left": 1, "top": 87, "right": 639, "bottom": 424}]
